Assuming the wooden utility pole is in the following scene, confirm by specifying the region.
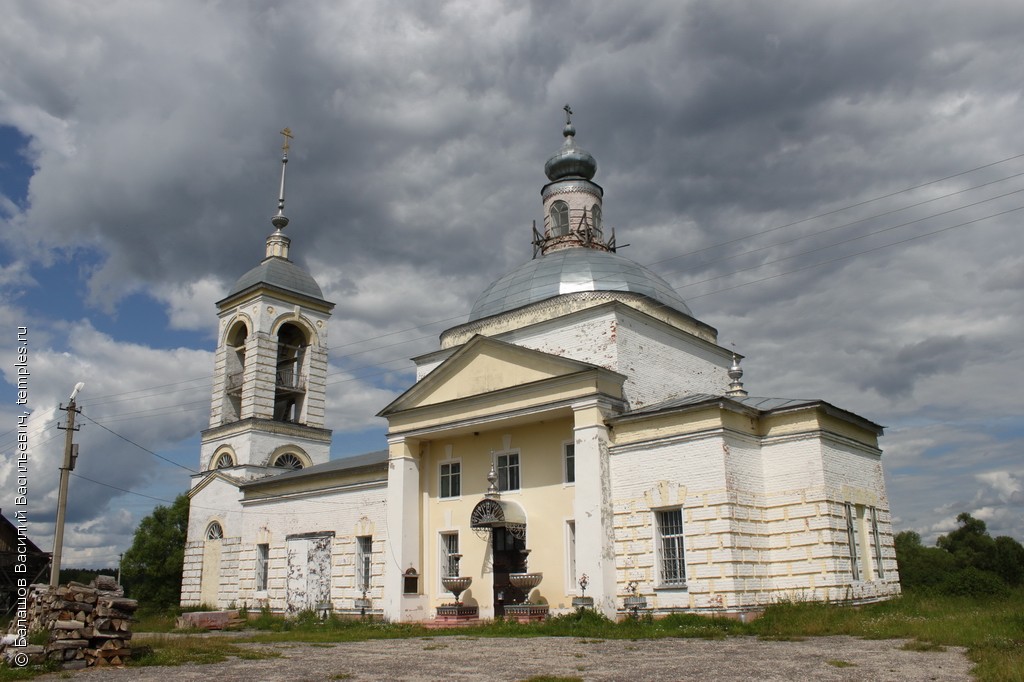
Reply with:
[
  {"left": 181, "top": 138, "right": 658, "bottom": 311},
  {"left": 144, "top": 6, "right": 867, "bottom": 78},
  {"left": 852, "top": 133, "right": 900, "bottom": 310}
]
[{"left": 50, "top": 383, "right": 83, "bottom": 587}]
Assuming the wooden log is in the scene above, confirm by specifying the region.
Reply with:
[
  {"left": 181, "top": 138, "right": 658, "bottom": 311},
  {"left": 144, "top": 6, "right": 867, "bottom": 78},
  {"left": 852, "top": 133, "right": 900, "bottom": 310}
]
[
  {"left": 52, "top": 620, "right": 85, "bottom": 630},
  {"left": 93, "top": 576, "right": 119, "bottom": 591},
  {"left": 98, "top": 597, "right": 138, "bottom": 612}
]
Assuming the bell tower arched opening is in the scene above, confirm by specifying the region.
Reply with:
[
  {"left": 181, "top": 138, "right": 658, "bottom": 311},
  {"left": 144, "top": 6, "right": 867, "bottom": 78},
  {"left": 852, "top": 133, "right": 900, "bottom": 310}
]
[
  {"left": 223, "top": 321, "right": 249, "bottom": 423},
  {"left": 274, "top": 322, "right": 309, "bottom": 423}
]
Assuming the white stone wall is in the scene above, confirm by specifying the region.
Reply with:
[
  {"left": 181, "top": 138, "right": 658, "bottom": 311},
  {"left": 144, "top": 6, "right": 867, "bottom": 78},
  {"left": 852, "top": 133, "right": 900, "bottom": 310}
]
[
  {"left": 493, "top": 306, "right": 729, "bottom": 410},
  {"left": 180, "top": 540, "right": 205, "bottom": 607},
  {"left": 226, "top": 483, "right": 387, "bottom": 614},
  {"left": 613, "top": 313, "right": 731, "bottom": 408},
  {"left": 199, "top": 427, "right": 331, "bottom": 471},
  {"left": 608, "top": 426, "right": 899, "bottom": 614}
]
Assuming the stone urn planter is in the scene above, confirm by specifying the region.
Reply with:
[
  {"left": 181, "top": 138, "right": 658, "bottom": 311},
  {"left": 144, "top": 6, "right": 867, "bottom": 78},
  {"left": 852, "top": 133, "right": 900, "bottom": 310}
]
[
  {"left": 436, "top": 576, "right": 478, "bottom": 623},
  {"left": 505, "top": 573, "right": 548, "bottom": 623},
  {"left": 623, "top": 595, "right": 648, "bottom": 614},
  {"left": 508, "top": 572, "right": 543, "bottom": 592},
  {"left": 441, "top": 576, "right": 472, "bottom": 604}
]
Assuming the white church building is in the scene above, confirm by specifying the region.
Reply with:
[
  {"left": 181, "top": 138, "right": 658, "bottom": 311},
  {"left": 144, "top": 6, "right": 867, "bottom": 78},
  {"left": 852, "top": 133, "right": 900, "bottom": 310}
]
[{"left": 180, "top": 113, "right": 901, "bottom": 621}]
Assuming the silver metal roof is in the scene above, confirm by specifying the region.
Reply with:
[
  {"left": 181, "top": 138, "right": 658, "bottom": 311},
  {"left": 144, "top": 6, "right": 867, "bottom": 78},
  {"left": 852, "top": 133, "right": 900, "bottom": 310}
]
[
  {"left": 241, "top": 450, "right": 388, "bottom": 488},
  {"left": 469, "top": 247, "right": 692, "bottom": 321},
  {"left": 226, "top": 256, "right": 324, "bottom": 300}
]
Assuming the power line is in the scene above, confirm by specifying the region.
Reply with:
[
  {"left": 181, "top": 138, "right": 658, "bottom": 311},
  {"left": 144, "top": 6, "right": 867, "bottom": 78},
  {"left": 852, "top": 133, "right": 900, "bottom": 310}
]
[
  {"left": 672, "top": 188, "right": 1024, "bottom": 291},
  {"left": 687, "top": 204, "right": 1024, "bottom": 301},
  {"left": 79, "top": 412, "right": 198, "bottom": 474}
]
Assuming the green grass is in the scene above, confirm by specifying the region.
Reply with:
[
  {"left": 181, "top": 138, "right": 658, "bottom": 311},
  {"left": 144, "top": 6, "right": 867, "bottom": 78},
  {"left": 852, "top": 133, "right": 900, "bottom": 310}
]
[
  {"left": 128, "top": 637, "right": 281, "bottom": 667},
  {"left": 5, "top": 590, "right": 1021, "bottom": 681}
]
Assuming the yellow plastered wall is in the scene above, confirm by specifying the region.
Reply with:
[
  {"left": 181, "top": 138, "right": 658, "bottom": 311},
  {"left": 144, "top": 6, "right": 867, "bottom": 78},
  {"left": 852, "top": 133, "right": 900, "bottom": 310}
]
[{"left": 421, "top": 417, "right": 576, "bottom": 612}]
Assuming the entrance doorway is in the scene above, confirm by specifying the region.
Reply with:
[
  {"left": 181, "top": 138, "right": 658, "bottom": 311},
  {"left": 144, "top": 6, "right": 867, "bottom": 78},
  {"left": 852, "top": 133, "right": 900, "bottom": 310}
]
[{"left": 491, "top": 528, "right": 527, "bottom": 617}]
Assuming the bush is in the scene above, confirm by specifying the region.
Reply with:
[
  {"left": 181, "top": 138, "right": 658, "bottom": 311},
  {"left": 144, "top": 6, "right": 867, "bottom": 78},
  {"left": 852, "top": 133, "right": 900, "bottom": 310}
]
[{"left": 938, "top": 567, "right": 1009, "bottom": 598}]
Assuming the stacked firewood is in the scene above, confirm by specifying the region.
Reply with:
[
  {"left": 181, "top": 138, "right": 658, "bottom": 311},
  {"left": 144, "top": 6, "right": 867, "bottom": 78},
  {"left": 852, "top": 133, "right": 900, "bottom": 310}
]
[{"left": 2, "top": 576, "right": 137, "bottom": 670}]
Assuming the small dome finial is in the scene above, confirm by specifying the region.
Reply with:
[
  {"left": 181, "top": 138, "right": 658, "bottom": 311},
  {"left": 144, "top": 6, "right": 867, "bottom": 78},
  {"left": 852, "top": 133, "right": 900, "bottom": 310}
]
[
  {"left": 563, "top": 103, "right": 575, "bottom": 138},
  {"left": 485, "top": 455, "right": 499, "bottom": 498},
  {"left": 726, "top": 353, "right": 748, "bottom": 398}
]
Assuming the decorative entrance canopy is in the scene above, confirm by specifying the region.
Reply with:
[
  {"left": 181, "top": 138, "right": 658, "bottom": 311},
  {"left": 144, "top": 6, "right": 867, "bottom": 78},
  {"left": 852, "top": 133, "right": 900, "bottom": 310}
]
[{"left": 470, "top": 497, "right": 527, "bottom": 539}]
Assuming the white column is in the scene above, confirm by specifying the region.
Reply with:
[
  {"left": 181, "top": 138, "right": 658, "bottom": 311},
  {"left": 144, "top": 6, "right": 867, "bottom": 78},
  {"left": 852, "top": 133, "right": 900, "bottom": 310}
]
[
  {"left": 572, "top": 399, "right": 616, "bottom": 619},
  {"left": 383, "top": 436, "right": 424, "bottom": 622}
]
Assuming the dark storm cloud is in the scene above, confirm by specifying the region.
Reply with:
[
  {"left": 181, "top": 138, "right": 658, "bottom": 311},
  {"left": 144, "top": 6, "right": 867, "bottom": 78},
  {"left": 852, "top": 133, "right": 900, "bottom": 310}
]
[{"left": 2, "top": 0, "right": 1023, "bottom": 552}]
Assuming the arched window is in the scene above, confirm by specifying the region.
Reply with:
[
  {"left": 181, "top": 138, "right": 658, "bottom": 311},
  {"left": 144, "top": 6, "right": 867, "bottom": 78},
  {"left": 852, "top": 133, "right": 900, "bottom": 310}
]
[
  {"left": 591, "top": 204, "right": 602, "bottom": 239},
  {"left": 214, "top": 452, "right": 234, "bottom": 469},
  {"left": 206, "top": 521, "right": 224, "bottom": 540},
  {"left": 273, "top": 453, "right": 304, "bottom": 470},
  {"left": 549, "top": 201, "right": 569, "bottom": 237}
]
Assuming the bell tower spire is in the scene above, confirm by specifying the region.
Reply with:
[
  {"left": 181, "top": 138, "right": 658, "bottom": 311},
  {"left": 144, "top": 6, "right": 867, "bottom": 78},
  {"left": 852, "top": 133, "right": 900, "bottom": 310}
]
[
  {"left": 266, "top": 127, "right": 293, "bottom": 259},
  {"left": 199, "top": 128, "right": 334, "bottom": 475}
]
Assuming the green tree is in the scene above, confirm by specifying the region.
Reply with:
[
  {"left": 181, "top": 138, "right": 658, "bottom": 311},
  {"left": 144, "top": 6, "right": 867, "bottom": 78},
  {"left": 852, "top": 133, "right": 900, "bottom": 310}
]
[
  {"left": 121, "top": 492, "right": 190, "bottom": 609},
  {"left": 992, "top": 535, "right": 1024, "bottom": 587},
  {"left": 936, "top": 512, "right": 996, "bottom": 572}
]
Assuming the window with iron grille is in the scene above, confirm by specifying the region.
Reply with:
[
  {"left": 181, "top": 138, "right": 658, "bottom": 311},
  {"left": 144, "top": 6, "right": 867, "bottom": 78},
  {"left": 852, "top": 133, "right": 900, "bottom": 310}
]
[
  {"left": 845, "top": 503, "right": 860, "bottom": 581},
  {"left": 440, "top": 461, "right": 461, "bottom": 498},
  {"left": 656, "top": 509, "right": 686, "bottom": 586},
  {"left": 356, "top": 536, "right": 372, "bottom": 592},
  {"left": 441, "top": 533, "right": 459, "bottom": 577},
  {"left": 871, "top": 507, "right": 885, "bottom": 579},
  {"left": 497, "top": 452, "right": 520, "bottom": 492},
  {"left": 255, "top": 544, "right": 269, "bottom": 591}
]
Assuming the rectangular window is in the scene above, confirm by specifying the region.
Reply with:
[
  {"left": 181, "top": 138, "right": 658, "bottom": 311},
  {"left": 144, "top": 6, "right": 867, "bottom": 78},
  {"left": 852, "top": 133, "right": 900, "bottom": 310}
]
[
  {"left": 566, "top": 521, "right": 577, "bottom": 588},
  {"left": 497, "top": 452, "right": 520, "bottom": 492},
  {"left": 255, "top": 543, "right": 269, "bottom": 591},
  {"left": 440, "top": 533, "right": 460, "bottom": 577},
  {"left": 871, "top": 507, "right": 885, "bottom": 579},
  {"left": 564, "top": 443, "right": 575, "bottom": 484},
  {"left": 845, "top": 503, "right": 860, "bottom": 581},
  {"left": 356, "top": 535, "right": 372, "bottom": 593},
  {"left": 656, "top": 509, "right": 686, "bottom": 586},
  {"left": 440, "top": 461, "right": 461, "bottom": 498}
]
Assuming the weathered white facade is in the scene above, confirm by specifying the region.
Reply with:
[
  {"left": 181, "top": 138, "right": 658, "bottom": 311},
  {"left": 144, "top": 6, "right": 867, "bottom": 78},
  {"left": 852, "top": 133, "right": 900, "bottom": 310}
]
[{"left": 182, "top": 116, "right": 900, "bottom": 620}]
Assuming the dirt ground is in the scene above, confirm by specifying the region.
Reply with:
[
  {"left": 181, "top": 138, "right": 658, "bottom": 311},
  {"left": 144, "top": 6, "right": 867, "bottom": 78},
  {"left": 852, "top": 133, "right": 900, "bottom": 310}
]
[{"left": 34, "top": 634, "right": 973, "bottom": 681}]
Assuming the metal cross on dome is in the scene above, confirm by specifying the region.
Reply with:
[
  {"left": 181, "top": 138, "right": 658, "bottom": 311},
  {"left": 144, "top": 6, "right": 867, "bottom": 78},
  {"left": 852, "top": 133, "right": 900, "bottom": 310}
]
[
  {"left": 563, "top": 104, "right": 573, "bottom": 125},
  {"left": 280, "top": 127, "right": 293, "bottom": 153}
]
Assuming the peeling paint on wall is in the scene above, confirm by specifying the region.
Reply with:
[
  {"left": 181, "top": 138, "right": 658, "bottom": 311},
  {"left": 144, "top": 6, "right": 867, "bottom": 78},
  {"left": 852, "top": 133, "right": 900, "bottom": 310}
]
[{"left": 286, "top": 536, "right": 332, "bottom": 613}]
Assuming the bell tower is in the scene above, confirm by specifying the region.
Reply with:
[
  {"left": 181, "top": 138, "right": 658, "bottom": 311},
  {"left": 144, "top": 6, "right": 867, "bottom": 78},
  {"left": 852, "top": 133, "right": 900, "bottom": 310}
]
[{"left": 199, "top": 129, "right": 334, "bottom": 476}]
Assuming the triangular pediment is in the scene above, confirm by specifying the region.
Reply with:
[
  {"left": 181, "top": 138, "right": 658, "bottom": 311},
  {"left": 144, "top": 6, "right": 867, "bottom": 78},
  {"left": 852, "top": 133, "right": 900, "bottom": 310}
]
[
  {"left": 379, "top": 335, "right": 607, "bottom": 415},
  {"left": 188, "top": 470, "right": 242, "bottom": 499}
]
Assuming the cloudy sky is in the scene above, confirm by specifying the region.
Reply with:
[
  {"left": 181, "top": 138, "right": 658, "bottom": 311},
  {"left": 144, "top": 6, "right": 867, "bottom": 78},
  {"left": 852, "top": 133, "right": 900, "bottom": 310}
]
[{"left": 1, "top": 0, "right": 1022, "bottom": 569}]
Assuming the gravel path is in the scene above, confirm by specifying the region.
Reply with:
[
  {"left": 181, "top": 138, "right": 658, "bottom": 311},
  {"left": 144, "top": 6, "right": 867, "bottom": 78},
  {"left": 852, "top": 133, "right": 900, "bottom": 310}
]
[{"left": 35, "top": 635, "right": 973, "bottom": 681}]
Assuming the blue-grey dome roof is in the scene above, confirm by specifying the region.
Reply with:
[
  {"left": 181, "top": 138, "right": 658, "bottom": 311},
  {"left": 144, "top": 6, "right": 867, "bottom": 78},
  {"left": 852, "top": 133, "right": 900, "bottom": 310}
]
[
  {"left": 469, "top": 248, "right": 691, "bottom": 321},
  {"left": 227, "top": 257, "right": 324, "bottom": 300}
]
